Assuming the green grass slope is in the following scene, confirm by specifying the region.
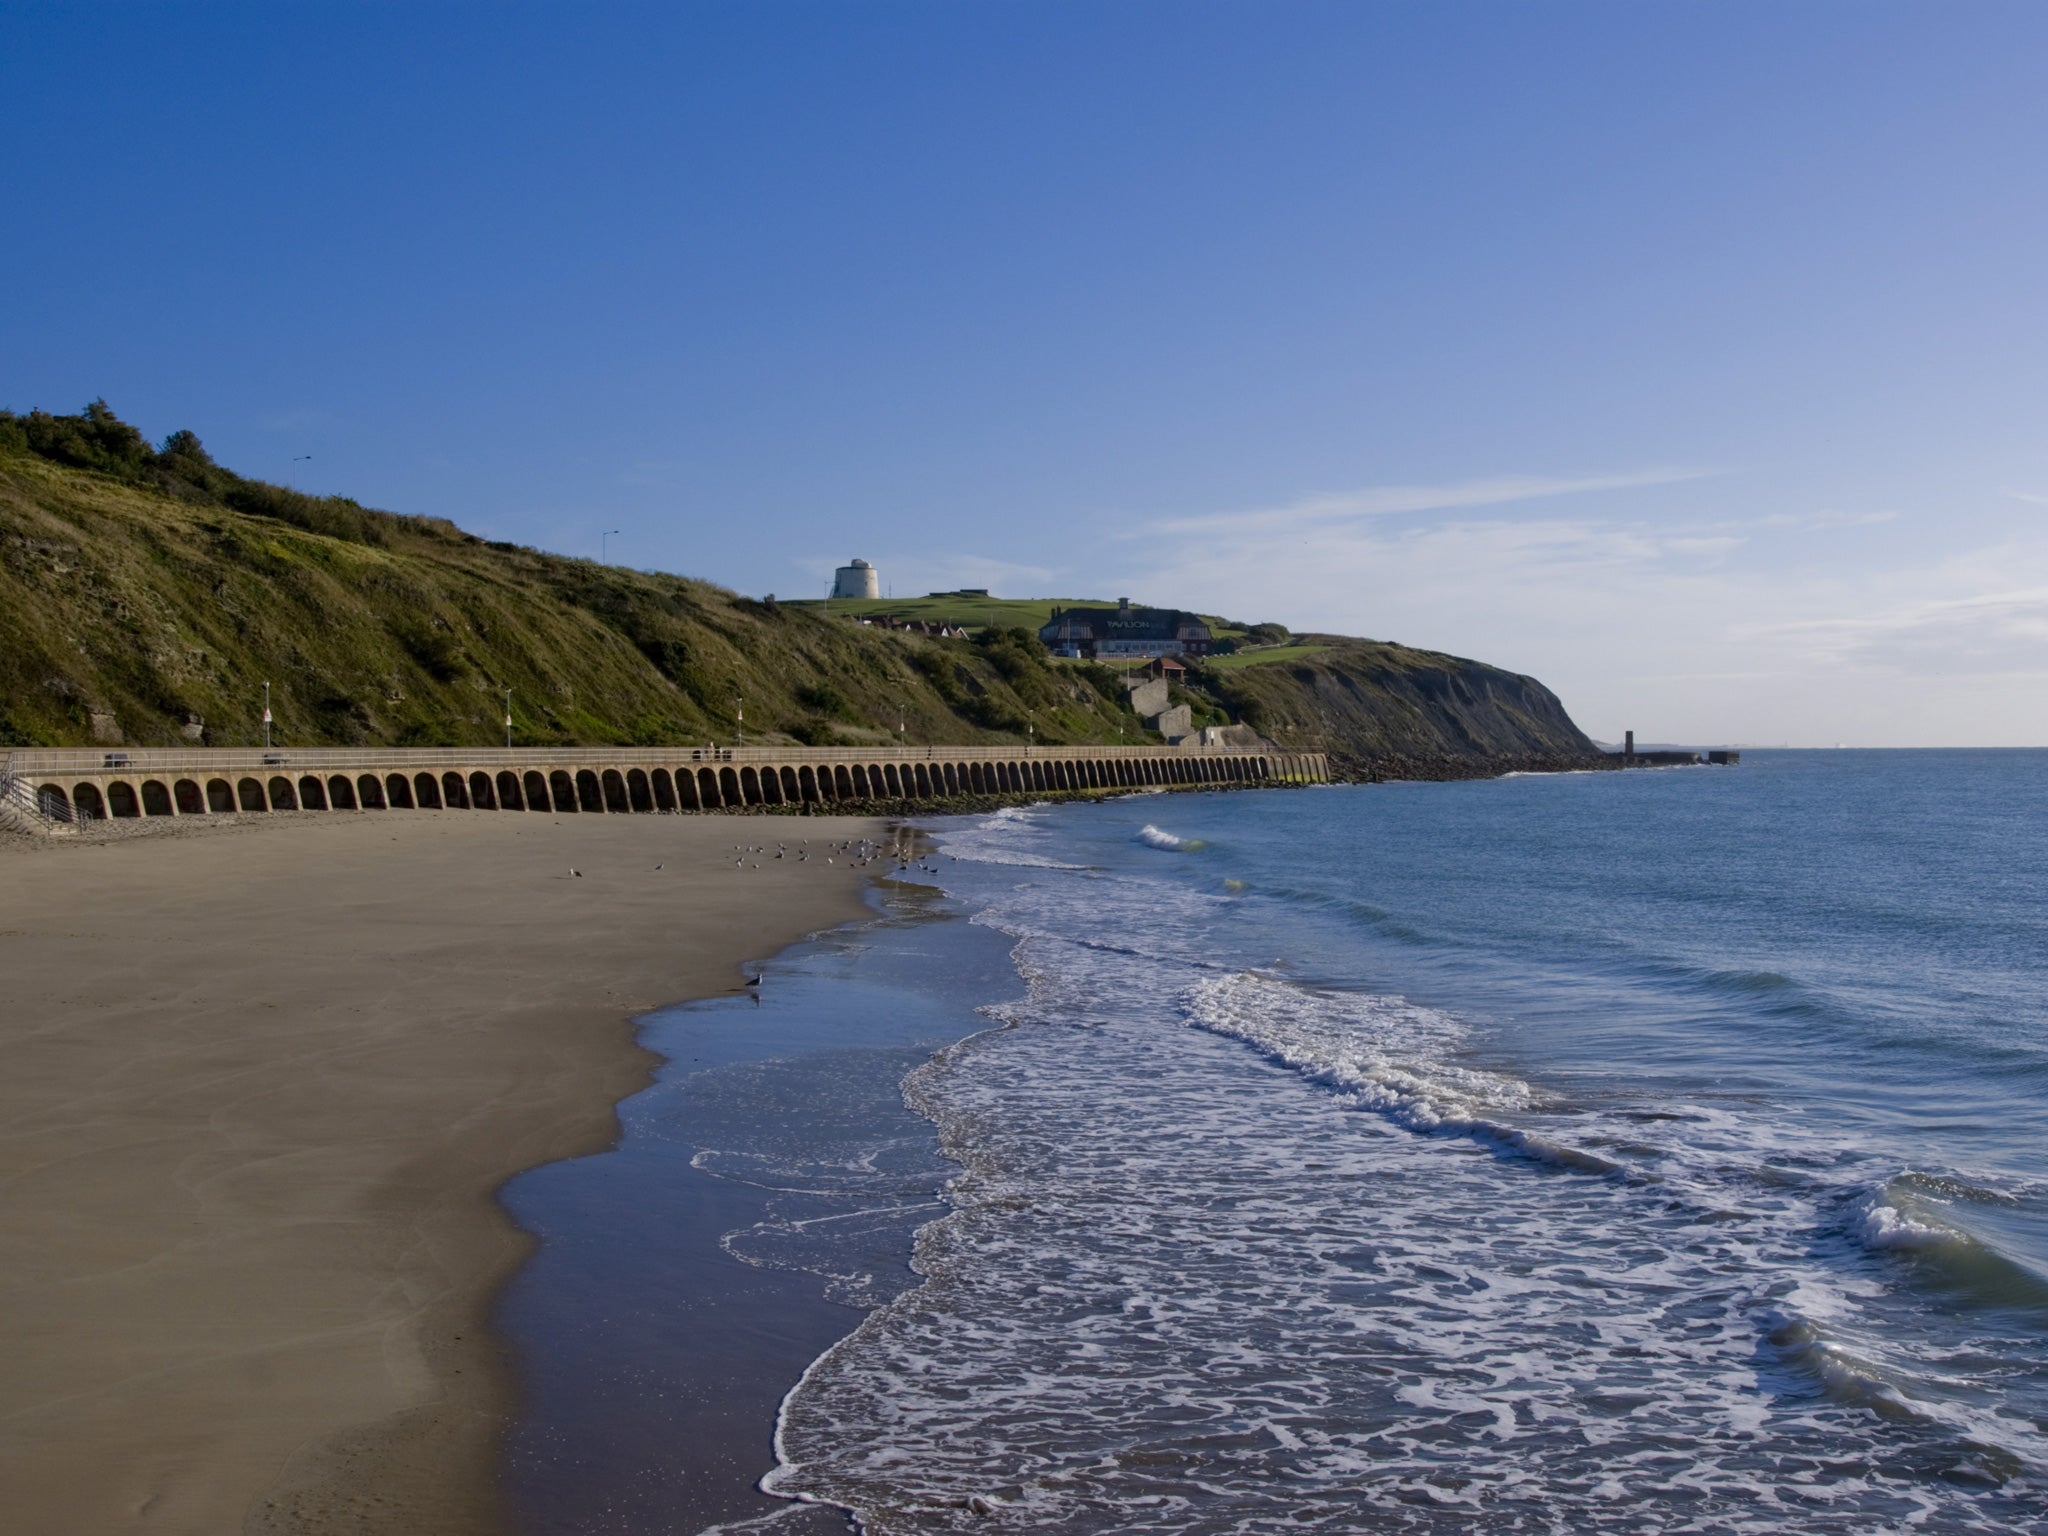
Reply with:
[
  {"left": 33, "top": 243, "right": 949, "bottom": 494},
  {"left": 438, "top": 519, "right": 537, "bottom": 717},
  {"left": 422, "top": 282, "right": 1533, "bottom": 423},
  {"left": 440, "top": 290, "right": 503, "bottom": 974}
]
[
  {"left": 790, "top": 593, "right": 1272, "bottom": 652},
  {"left": 790, "top": 593, "right": 1092, "bottom": 632},
  {"left": 0, "top": 403, "right": 1599, "bottom": 773},
  {"left": 0, "top": 410, "right": 1139, "bottom": 750},
  {"left": 1190, "top": 636, "right": 1599, "bottom": 776}
]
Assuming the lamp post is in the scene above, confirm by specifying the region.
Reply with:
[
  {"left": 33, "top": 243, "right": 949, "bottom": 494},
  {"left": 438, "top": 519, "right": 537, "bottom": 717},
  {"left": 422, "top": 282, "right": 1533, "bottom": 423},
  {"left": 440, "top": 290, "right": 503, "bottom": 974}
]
[
  {"left": 262, "top": 681, "right": 272, "bottom": 749},
  {"left": 288, "top": 455, "right": 311, "bottom": 489},
  {"left": 504, "top": 688, "right": 513, "bottom": 749},
  {"left": 735, "top": 696, "right": 744, "bottom": 748},
  {"left": 601, "top": 529, "right": 620, "bottom": 564}
]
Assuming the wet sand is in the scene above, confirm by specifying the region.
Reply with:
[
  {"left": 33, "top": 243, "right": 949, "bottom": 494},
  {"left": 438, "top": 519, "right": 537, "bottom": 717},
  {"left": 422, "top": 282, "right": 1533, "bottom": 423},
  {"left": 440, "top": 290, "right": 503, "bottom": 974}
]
[
  {"left": 0, "top": 809, "right": 885, "bottom": 1535},
  {"left": 497, "top": 876, "right": 1012, "bottom": 1535}
]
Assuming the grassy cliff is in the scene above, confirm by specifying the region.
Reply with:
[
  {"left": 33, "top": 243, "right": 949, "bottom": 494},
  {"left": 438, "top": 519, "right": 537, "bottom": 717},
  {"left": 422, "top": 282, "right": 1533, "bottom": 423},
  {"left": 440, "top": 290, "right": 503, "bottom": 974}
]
[
  {"left": 1189, "top": 638, "right": 1600, "bottom": 779},
  {"left": 0, "top": 403, "right": 1599, "bottom": 772}
]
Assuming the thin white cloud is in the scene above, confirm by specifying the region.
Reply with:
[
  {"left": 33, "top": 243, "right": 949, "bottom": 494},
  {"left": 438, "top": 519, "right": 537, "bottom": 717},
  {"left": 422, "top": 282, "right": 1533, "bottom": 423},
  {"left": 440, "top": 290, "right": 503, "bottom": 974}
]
[
  {"left": 1738, "top": 508, "right": 1898, "bottom": 532},
  {"left": 2003, "top": 489, "right": 2048, "bottom": 507},
  {"left": 1747, "top": 585, "right": 2048, "bottom": 675},
  {"left": 1149, "top": 467, "right": 1714, "bottom": 535},
  {"left": 1105, "top": 488, "right": 2048, "bottom": 745}
]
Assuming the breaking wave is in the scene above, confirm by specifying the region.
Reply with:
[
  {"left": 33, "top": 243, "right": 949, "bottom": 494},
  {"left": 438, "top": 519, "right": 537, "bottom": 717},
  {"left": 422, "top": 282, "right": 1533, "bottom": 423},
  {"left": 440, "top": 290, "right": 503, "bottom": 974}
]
[{"left": 757, "top": 797, "right": 2048, "bottom": 1533}]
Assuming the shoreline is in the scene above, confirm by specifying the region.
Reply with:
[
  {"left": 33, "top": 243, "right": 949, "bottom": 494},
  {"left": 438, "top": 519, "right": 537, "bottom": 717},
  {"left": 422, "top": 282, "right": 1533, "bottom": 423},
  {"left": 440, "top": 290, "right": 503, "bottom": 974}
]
[
  {"left": 0, "top": 809, "right": 887, "bottom": 1535},
  {"left": 495, "top": 862, "right": 1011, "bottom": 1533}
]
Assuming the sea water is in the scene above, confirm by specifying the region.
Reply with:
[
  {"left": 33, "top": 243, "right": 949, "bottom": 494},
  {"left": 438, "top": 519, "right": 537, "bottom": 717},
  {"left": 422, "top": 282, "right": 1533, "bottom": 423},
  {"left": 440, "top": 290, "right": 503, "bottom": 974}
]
[
  {"left": 501, "top": 751, "right": 2048, "bottom": 1534},
  {"left": 752, "top": 751, "right": 2048, "bottom": 1534},
  {"left": 498, "top": 881, "right": 1025, "bottom": 1534}
]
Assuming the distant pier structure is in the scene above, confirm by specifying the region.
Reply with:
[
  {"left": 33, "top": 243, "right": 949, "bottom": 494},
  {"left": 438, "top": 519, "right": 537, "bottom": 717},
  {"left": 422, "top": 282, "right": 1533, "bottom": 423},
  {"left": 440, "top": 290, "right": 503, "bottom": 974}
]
[
  {"left": 1612, "top": 728, "right": 1739, "bottom": 767},
  {"left": 832, "top": 558, "right": 880, "bottom": 600}
]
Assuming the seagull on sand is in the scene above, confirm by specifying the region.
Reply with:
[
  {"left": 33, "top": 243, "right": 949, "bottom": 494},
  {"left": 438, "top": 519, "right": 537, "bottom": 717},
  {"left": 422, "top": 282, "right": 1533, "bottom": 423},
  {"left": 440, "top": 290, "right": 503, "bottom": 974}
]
[{"left": 570, "top": 868, "right": 582, "bottom": 877}]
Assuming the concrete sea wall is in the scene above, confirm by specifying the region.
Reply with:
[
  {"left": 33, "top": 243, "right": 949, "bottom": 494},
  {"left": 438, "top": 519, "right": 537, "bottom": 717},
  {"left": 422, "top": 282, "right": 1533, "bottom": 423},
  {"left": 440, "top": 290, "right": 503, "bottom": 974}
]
[{"left": 3, "top": 744, "right": 1330, "bottom": 832}]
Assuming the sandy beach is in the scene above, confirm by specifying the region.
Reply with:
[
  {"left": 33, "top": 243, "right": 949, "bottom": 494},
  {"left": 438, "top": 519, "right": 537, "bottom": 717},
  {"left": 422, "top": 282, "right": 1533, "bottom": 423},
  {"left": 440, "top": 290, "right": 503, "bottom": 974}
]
[{"left": 0, "top": 809, "right": 886, "bottom": 1536}]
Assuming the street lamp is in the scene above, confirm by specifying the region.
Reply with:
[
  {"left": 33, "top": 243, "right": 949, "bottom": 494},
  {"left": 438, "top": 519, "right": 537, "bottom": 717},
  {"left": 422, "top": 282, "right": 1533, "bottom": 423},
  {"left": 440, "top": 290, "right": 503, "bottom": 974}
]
[
  {"left": 504, "top": 688, "right": 513, "bottom": 749},
  {"left": 262, "top": 681, "right": 272, "bottom": 749},
  {"left": 601, "top": 529, "right": 621, "bottom": 563},
  {"left": 288, "top": 455, "right": 311, "bottom": 489},
  {"left": 735, "top": 696, "right": 744, "bottom": 748}
]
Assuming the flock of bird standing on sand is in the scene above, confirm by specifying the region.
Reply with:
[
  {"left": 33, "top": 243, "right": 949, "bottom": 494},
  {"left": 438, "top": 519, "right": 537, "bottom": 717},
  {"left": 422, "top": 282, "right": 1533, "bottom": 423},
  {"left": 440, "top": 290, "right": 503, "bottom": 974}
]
[{"left": 724, "top": 833, "right": 939, "bottom": 874}]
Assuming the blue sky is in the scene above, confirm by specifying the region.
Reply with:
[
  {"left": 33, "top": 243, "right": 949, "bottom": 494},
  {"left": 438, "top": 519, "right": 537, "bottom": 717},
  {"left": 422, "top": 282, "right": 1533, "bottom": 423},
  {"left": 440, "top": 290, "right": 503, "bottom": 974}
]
[{"left": 8, "top": 2, "right": 2048, "bottom": 745}]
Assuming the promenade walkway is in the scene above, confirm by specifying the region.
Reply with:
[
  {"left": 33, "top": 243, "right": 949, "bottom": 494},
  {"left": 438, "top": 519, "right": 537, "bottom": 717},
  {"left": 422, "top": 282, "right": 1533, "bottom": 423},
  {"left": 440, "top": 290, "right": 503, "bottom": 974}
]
[{"left": 3, "top": 743, "right": 1329, "bottom": 828}]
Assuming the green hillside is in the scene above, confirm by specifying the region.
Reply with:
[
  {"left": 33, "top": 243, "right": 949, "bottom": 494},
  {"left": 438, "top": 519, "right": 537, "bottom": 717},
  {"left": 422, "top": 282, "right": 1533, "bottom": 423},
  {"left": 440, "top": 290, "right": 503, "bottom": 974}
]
[
  {"left": 1192, "top": 637, "right": 1599, "bottom": 778},
  {"left": 0, "top": 403, "right": 1600, "bottom": 774},
  {"left": 791, "top": 593, "right": 1270, "bottom": 651},
  {"left": 793, "top": 593, "right": 1091, "bottom": 633},
  {"left": 1201, "top": 643, "right": 1331, "bottom": 670}
]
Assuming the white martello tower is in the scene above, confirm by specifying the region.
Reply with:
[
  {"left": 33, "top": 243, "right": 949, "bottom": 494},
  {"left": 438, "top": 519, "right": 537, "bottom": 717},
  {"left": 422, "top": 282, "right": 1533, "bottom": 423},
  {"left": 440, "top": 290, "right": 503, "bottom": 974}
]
[{"left": 832, "top": 558, "right": 880, "bottom": 600}]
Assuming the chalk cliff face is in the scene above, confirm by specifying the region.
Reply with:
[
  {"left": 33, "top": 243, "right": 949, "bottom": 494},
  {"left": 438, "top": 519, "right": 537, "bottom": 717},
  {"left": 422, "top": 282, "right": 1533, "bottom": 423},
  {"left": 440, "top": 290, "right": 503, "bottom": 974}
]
[
  {"left": 1195, "top": 640, "right": 1600, "bottom": 776},
  {"left": 0, "top": 405, "right": 1597, "bottom": 773}
]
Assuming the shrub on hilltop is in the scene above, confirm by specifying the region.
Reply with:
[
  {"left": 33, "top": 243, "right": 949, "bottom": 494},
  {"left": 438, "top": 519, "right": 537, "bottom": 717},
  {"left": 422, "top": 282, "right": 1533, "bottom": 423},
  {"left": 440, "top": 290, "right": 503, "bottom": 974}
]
[{"left": 0, "top": 400, "right": 458, "bottom": 549}]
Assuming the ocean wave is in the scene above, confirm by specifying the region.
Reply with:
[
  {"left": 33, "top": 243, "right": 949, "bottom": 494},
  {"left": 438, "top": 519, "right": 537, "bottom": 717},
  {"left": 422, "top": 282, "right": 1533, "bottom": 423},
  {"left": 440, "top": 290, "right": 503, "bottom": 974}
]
[
  {"left": 1178, "top": 972, "right": 1638, "bottom": 1174},
  {"left": 1893, "top": 1169, "right": 2046, "bottom": 1209},
  {"left": 1760, "top": 1285, "right": 2048, "bottom": 1479},
  {"left": 1135, "top": 823, "right": 1206, "bottom": 851},
  {"left": 938, "top": 805, "right": 1094, "bottom": 869},
  {"left": 1853, "top": 1179, "right": 2048, "bottom": 1318},
  {"left": 773, "top": 955, "right": 2048, "bottom": 1531},
  {"left": 1859, "top": 1190, "right": 1967, "bottom": 1253},
  {"left": 1701, "top": 967, "right": 1803, "bottom": 994},
  {"left": 1249, "top": 884, "right": 1443, "bottom": 947},
  {"left": 1760, "top": 1299, "right": 1929, "bottom": 1422},
  {"left": 767, "top": 796, "right": 2048, "bottom": 1532}
]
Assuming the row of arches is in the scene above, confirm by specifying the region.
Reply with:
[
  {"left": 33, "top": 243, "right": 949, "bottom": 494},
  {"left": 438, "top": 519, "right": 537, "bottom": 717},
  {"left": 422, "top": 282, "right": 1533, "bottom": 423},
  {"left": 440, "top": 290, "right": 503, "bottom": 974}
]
[{"left": 33, "top": 753, "right": 1307, "bottom": 823}]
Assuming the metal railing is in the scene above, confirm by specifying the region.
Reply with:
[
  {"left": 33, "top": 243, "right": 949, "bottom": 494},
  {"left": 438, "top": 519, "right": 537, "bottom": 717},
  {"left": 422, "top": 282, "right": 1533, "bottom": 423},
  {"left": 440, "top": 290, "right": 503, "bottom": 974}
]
[
  {"left": 5, "top": 741, "right": 1277, "bottom": 777},
  {"left": 0, "top": 771, "right": 74, "bottom": 828}
]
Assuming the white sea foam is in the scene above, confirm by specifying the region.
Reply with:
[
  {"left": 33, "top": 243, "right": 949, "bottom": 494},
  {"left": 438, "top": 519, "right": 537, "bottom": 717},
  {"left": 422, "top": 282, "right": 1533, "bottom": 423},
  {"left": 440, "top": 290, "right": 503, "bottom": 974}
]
[
  {"left": 937, "top": 804, "right": 1093, "bottom": 869},
  {"left": 694, "top": 1504, "right": 824, "bottom": 1534},
  {"left": 1859, "top": 1192, "right": 1967, "bottom": 1253},
  {"left": 1184, "top": 972, "right": 1655, "bottom": 1176},
  {"left": 756, "top": 805, "right": 2047, "bottom": 1534},
  {"left": 1134, "top": 823, "right": 1205, "bottom": 851}
]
